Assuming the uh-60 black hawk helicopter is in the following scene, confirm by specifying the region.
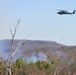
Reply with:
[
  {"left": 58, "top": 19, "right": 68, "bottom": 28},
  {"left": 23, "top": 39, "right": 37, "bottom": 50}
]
[{"left": 57, "top": 10, "right": 76, "bottom": 15}]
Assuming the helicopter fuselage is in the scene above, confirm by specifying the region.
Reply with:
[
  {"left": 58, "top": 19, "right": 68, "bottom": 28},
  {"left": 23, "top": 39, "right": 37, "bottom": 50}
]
[{"left": 57, "top": 10, "right": 75, "bottom": 15}]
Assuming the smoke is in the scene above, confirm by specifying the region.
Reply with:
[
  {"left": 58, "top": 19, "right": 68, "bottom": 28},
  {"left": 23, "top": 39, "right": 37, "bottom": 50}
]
[
  {"left": 0, "top": 40, "right": 10, "bottom": 59},
  {"left": 56, "top": 51, "right": 67, "bottom": 59},
  {"left": 0, "top": 40, "right": 67, "bottom": 63},
  {"left": 24, "top": 52, "right": 47, "bottom": 63}
]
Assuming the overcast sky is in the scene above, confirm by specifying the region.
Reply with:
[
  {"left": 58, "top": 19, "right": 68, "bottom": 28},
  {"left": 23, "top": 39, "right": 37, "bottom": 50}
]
[{"left": 0, "top": 0, "right": 76, "bottom": 45}]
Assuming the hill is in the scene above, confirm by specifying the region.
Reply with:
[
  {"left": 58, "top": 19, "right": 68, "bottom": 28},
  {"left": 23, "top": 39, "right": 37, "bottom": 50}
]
[{"left": 0, "top": 39, "right": 76, "bottom": 62}]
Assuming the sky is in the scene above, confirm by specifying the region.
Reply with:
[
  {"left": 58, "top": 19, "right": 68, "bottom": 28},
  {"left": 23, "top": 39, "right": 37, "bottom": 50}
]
[{"left": 0, "top": 0, "right": 76, "bottom": 46}]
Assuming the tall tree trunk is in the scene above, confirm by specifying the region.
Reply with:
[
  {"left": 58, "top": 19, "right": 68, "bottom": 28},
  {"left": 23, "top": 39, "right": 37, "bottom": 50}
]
[{"left": 5, "top": 67, "right": 11, "bottom": 75}]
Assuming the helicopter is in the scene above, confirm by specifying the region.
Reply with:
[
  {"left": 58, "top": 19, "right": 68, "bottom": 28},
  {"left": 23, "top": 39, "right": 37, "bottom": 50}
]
[{"left": 57, "top": 10, "right": 76, "bottom": 15}]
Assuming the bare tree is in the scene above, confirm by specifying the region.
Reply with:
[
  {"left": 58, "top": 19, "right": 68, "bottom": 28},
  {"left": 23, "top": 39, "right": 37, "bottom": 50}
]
[{"left": 0, "top": 19, "right": 25, "bottom": 75}]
